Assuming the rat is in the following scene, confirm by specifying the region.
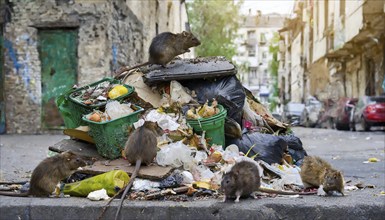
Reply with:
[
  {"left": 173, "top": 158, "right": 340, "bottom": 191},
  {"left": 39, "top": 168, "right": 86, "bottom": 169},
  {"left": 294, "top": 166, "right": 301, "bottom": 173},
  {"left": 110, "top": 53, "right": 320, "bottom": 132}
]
[
  {"left": 300, "top": 156, "right": 345, "bottom": 196},
  {"left": 0, "top": 151, "right": 86, "bottom": 197},
  {"left": 114, "top": 121, "right": 158, "bottom": 220},
  {"left": 115, "top": 31, "right": 201, "bottom": 78},
  {"left": 221, "top": 160, "right": 316, "bottom": 202}
]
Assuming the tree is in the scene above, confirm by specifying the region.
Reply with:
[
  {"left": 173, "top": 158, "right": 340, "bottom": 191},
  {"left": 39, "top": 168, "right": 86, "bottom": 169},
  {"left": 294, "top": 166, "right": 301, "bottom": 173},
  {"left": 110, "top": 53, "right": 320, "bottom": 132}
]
[
  {"left": 268, "top": 32, "right": 280, "bottom": 111},
  {"left": 187, "top": 0, "right": 243, "bottom": 60}
]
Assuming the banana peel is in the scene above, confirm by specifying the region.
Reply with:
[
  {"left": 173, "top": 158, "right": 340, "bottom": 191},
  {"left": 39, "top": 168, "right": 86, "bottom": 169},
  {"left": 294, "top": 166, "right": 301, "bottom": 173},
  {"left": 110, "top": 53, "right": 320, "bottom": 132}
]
[{"left": 192, "top": 181, "right": 220, "bottom": 191}]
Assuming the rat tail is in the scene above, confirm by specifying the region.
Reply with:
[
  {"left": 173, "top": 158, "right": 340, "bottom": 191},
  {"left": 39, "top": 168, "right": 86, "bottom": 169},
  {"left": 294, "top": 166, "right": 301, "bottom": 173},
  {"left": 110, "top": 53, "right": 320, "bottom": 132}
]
[
  {"left": 259, "top": 187, "right": 317, "bottom": 195},
  {"left": 114, "top": 159, "right": 141, "bottom": 220},
  {"left": 0, "top": 191, "right": 29, "bottom": 197},
  {"left": 114, "top": 62, "right": 150, "bottom": 79}
]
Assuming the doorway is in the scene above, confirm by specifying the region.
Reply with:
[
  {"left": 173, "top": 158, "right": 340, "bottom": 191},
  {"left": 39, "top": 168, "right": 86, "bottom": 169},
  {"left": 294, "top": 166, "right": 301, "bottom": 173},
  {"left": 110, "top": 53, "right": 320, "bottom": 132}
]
[{"left": 38, "top": 29, "right": 78, "bottom": 129}]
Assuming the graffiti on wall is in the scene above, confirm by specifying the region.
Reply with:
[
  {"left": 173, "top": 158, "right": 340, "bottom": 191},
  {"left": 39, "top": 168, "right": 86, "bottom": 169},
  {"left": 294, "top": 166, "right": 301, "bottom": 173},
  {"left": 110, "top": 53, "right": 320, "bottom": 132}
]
[{"left": 4, "top": 34, "right": 39, "bottom": 104}]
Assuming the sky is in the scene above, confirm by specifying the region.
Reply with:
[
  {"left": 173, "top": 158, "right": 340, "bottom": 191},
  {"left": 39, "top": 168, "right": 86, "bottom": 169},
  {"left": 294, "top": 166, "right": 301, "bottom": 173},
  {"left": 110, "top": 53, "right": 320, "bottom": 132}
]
[{"left": 239, "top": 0, "right": 295, "bottom": 15}]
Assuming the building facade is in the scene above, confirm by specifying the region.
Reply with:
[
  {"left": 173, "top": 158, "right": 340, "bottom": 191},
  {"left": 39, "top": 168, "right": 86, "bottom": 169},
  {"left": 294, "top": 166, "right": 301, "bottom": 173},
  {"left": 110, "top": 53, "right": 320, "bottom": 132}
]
[
  {"left": 279, "top": 0, "right": 385, "bottom": 104},
  {"left": 0, "top": 0, "right": 189, "bottom": 134},
  {"left": 233, "top": 11, "right": 286, "bottom": 103}
]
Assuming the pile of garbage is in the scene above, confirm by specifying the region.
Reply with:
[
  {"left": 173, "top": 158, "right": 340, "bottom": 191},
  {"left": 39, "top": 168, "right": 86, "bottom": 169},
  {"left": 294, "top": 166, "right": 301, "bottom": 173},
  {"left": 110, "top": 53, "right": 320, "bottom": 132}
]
[
  {"left": 1, "top": 57, "right": 313, "bottom": 201},
  {"left": 54, "top": 56, "right": 313, "bottom": 201}
]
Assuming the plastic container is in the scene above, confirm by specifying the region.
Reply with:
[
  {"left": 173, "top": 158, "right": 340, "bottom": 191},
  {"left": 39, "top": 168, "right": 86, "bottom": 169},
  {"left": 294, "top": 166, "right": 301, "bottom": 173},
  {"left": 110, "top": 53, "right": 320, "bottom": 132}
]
[
  {"left": 56, "top": 77, "right": 134, "bottom": 129},
  {"left": 82, "top": 105, "right": 144, "bottom": 159},
  {"left": 187, "top": 105, "right": 227, "bottom": 147}
]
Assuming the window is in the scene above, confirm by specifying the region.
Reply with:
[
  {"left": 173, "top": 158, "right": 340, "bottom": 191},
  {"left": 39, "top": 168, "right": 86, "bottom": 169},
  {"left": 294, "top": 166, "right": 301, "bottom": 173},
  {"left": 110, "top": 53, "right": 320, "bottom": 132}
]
[
  {"left": 247, "top": 30, "right": 256, "bottom": 39},
  {"left": 260, "top": 33, "right": 266, "bottom": 43},
  {"left": 250, "top": 67, "right": 258, "bottom": 78},
  {"left": 262, "top": 51, "right": 267, "bottom": 60},
  {"left": 248, "top": 46, "right": 256, "bottom": 57}
]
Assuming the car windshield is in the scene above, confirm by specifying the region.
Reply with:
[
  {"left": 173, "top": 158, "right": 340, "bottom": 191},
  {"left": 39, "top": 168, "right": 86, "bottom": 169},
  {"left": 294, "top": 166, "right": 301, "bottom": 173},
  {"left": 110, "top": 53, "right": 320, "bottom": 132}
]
[
  {"left": 309, "top": 100, "right": 322, "bottom": 107},
  {"left": 287, "top": 103, "right": 305, "bottom": 112}
]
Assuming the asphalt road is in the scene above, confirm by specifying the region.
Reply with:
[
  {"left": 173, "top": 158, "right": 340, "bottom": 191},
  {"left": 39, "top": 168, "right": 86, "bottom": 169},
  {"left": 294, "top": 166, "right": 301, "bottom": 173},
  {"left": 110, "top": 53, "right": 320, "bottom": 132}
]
[
  {"left": 0, "top": 127, "right": 384, "bottom": 220},
  {"left": 292, "top": 127, "right": 385, "bottom": 190}
]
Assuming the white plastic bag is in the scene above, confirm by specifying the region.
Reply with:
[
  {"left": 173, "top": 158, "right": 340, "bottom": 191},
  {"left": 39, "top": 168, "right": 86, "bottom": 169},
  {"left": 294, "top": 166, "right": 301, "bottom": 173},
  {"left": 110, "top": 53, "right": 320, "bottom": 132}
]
[{"left": 105, "top": 101, "right": 134, "bottom": 120}]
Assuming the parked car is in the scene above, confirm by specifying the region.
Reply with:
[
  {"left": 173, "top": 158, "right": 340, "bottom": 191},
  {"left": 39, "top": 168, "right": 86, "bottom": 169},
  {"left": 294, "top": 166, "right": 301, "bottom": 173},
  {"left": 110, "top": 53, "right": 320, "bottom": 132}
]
[
  {"left": 317, "top": 97, "right": 358, "bottom": 130},
  {"left": 334, "top": 98, "right": 358, "bottom": 130},
  {"left": 350, "top": 96, "right": 385, "bottom": 131},
  {"left": 282, "top": 102, "right": 305, "bottom": 126},
  {"left": 301, "top": 96, "right": 323, "bottom": 127}
]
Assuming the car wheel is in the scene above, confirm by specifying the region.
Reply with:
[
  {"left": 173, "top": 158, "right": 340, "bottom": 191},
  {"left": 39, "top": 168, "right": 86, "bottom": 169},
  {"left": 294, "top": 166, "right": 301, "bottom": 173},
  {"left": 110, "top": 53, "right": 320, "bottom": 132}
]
[
  {"left": 361, "top": 117, "right": 370, "bottom": 131},
  {"left": 335, "top": 122, "right": 341, "bottom": 130}
]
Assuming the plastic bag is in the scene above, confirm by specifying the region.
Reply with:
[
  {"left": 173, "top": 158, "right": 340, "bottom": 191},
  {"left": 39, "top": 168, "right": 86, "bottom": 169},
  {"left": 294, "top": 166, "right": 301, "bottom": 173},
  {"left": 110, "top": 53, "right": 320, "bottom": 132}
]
[
  {"left": 242, "top": 97, "right": 264, "bottom": 126},
  {"left": 226, "top": 132, "right": 307, "bottom": 165},
  {"left": 145, "top": 109, "right": 180, "bottom": 131},
  {"left": 63, "top": 170, "right": 129, "bottom": 197},
  {"left": 156, "top": 141, "right": 194, "bottom": 169},
  {"left": 170, "top": 80, "right": 194, "bottom": 104},
  {"left": 181, "top": 76, "right": 245, "bottom": 124},
  {"left": 105, "top": 101, "right": 134, "bottom": 120},
  {"left": 280, "top": 134, "right": 308, "bottom": 166},
  {"left": 226, "top": 132, "right": 287, "bottom": 164}
]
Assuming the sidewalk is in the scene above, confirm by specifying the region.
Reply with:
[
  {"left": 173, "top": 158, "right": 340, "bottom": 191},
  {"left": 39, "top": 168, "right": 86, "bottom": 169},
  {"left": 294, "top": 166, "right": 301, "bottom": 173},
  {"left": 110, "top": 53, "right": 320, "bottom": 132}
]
[{"left": 0, "top": 129, "right": 384, "bottom": 219}]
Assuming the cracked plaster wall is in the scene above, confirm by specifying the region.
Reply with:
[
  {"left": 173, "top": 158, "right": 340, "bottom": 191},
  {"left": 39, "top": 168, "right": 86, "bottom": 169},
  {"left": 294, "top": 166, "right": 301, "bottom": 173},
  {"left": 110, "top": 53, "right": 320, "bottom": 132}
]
[{"left": 2, "top": 0, "right": 144, "bottom": 133}]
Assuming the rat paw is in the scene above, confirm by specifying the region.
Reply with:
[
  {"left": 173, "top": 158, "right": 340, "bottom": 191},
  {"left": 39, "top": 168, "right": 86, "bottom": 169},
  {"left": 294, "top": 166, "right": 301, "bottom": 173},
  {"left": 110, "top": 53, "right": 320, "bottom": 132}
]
[{"left": 317, "top": 185, "right": 327, "bottom": 196}]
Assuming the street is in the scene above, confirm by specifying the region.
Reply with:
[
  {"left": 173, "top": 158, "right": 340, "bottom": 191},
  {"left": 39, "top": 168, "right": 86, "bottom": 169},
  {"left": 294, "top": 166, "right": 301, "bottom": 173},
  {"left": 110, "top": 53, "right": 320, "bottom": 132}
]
[
  {"left": 0, "top": 127, "right": 384, "bottom": 220},
  {"left": 292, "top": 127, "right": 385, "bottom": 191}
]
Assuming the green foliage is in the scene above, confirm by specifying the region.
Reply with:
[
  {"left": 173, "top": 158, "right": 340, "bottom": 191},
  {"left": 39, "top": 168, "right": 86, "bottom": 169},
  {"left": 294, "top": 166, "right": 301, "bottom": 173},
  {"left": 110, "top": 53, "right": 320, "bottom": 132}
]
[
  {"left": 187, "top": 0, "right": 243, "bottom": 60},
  {"left": 235, "top": 61, "right": 250, "bottom": 81},
  {"left": 268, "top": 32, "right": 280, "bottom": 78},
  {"left": 268, "top": 32, "right": 280, "bottom": 112}
]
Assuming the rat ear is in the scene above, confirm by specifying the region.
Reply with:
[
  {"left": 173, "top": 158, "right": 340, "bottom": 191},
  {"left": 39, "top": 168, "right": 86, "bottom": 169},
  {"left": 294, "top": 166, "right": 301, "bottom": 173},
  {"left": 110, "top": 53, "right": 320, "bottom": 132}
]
[{"left": 182, "top": 31, "right": 188, "bottom": 36}]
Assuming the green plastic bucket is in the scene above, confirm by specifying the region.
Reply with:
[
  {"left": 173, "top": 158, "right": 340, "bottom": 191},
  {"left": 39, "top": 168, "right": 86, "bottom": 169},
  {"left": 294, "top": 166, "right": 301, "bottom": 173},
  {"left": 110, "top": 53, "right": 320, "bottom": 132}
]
[
  {"left": 82, "top": 105, "right": 143, "bottom": 159},
  {"left": 56, "top": 77, "right": 134, "bottom": 129},
  {"left": 187, "top": 105, "right": 227, "bottom": 146}
]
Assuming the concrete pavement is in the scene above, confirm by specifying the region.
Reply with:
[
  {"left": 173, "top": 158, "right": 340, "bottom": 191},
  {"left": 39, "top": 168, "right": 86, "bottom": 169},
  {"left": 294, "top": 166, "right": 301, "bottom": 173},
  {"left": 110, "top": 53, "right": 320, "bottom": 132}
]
[{"left": 0, "top": 128, "right": 384, "bottom": 220}]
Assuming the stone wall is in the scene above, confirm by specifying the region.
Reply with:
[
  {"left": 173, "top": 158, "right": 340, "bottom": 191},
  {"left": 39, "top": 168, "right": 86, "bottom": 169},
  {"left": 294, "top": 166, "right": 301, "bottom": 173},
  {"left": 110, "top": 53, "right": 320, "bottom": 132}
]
[{"left": 2, "top": 0, "right": 144, "bottom": 133}]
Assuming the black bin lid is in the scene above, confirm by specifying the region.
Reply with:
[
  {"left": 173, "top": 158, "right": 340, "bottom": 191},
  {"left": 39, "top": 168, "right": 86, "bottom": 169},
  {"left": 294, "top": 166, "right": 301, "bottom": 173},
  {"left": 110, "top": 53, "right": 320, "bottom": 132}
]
[{"left": 143, "top": 56, "right": 237, "bottom": 86}]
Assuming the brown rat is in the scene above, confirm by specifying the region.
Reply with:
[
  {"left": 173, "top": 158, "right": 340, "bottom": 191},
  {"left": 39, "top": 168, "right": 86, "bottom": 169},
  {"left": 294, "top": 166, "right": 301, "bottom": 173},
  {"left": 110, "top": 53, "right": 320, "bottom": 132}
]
[
  {"left": 300, "top": 156, "right": 345, "bottom": 196},
  {"left": 0, "top": 151, "right": 86, "bottom": 197},
  {"left": 114, "top": 121, "right": 158, "bottom": 220},
  {"left": 221, "top": 160, "right": 316, "bottom": 202},
  {"left": 115, "top": 31, "right": 201, "bottom": 78},
  {"left": 221, "top": 160, "right": 260, "bottom": 202}
]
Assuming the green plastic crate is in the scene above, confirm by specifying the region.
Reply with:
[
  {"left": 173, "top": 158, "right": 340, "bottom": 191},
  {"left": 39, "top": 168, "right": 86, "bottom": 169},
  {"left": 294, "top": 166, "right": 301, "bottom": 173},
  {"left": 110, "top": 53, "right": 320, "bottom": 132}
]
[
  {"left": 187, "top": 105, "right": 227, "bottom": 147},
  {"left": 82, "top": 106, "right": 144, "bottom": 159},
  {"left": 56, "top": 77, "right": 134, "bottom": 129}
]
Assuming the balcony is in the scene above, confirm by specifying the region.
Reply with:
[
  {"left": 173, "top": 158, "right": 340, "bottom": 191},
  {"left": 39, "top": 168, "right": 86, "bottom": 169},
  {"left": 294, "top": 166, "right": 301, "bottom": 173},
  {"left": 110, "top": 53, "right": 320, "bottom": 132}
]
[{"left": 245, "top": 38, "right": 257, "bottom": 46}]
